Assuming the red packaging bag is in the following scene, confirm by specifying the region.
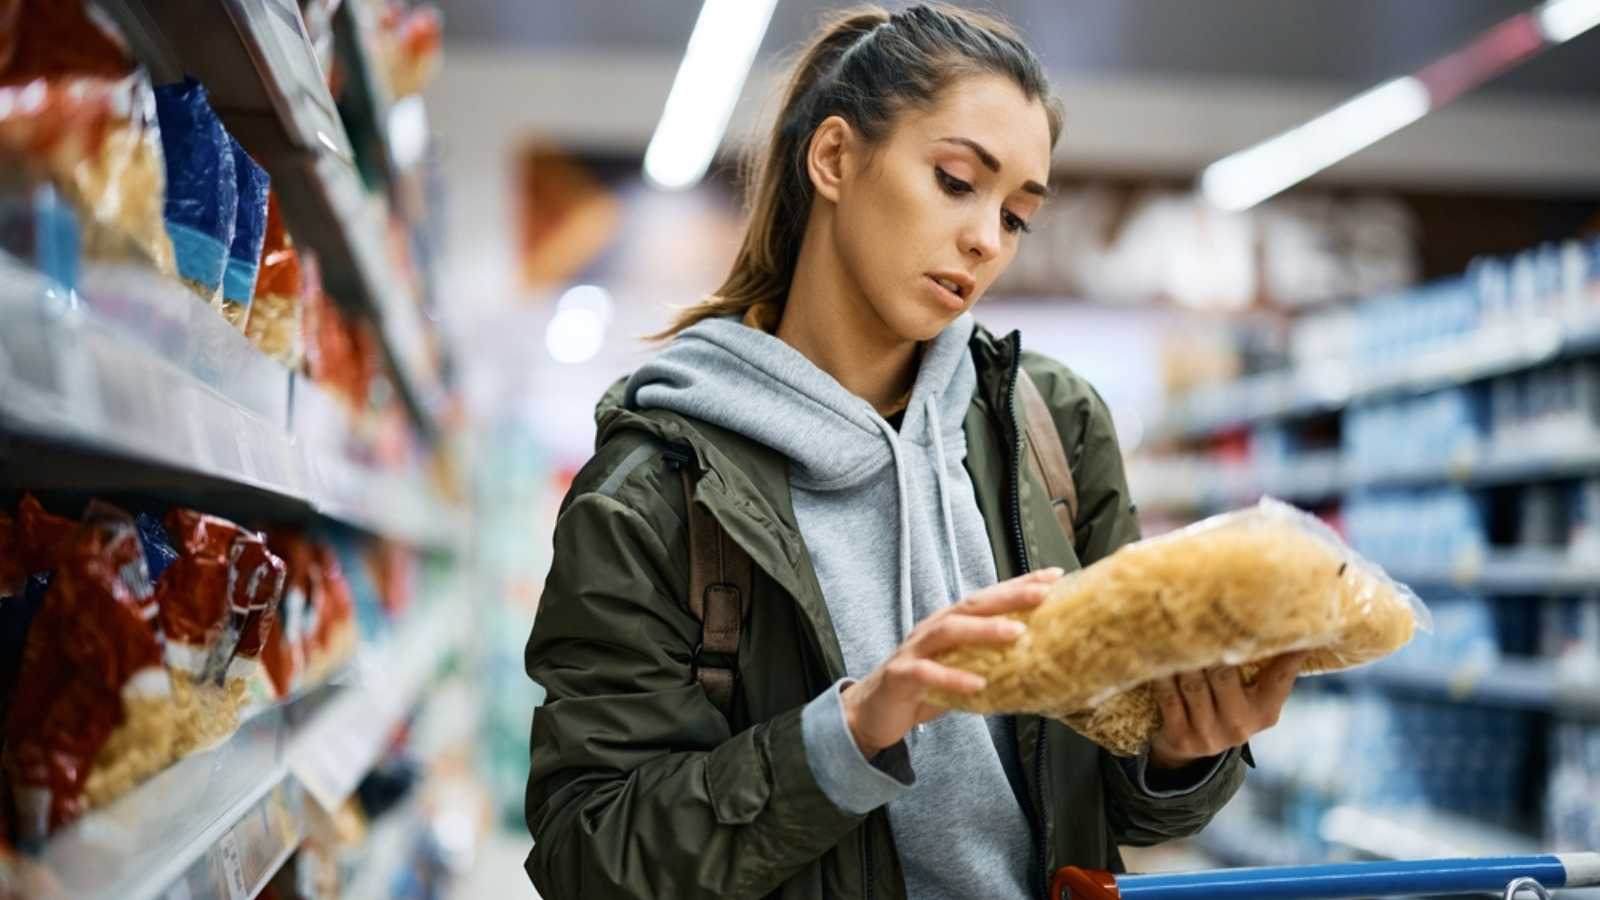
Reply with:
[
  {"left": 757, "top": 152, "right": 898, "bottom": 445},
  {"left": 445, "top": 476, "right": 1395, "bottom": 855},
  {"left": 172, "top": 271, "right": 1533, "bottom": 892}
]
[
  {"left": 305, "top": 543, "right": 357, "bottom": 683},
  {"left": 2, "top": 502, "right": 172, "bottom": 843},
  {"left": 157, "top": 510, "right": 285, "bottom": 750},
  {"left": 226, "top": 531, "right": 285, "bottom": 718},
  {"left": 261, "top": 531, "right": 314, "bottom": 699}
]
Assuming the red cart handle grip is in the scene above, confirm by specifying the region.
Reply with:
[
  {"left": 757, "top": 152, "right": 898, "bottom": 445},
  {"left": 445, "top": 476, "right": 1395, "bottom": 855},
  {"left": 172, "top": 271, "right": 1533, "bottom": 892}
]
[{"left": 1051, "top": 867, "right": 1121, "bottom": 900}]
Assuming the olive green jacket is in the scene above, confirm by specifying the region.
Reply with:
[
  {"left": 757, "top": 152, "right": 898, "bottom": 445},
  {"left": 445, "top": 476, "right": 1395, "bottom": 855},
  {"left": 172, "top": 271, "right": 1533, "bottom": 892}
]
[{"left": 525, "top": 325, "right": 1246, "bottom": 899}]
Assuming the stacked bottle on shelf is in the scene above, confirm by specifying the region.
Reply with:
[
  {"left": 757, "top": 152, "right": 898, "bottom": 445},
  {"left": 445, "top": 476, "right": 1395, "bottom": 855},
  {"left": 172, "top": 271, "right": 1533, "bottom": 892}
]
[
  {"left": 1546, "top": 721, "right": 1600, "bottom": 852},
  {"left": 1287, "top": 235, "right": 1600, "bottom": 374}
]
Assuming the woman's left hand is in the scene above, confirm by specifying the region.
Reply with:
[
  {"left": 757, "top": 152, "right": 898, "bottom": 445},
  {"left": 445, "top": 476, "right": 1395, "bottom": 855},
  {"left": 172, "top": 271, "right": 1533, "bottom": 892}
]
[{"left": 1147, "top": 651, "right": 1308, "bottom": 772}]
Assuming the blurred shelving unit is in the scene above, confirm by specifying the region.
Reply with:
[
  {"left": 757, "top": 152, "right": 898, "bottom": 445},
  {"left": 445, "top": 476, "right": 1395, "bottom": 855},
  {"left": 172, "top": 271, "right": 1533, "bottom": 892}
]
[
  {"left": 1138, "top": 240, "right": 1600, "bottom": 875},
  {"left": 2, "top": 1, "right": 466, "bottom": 896}
]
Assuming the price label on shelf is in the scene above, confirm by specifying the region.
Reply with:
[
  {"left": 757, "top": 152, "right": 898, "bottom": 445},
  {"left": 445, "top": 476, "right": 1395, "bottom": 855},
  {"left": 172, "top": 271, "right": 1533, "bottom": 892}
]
[{"left": 218, "top": 828, "right": 247, "bottom": 900}]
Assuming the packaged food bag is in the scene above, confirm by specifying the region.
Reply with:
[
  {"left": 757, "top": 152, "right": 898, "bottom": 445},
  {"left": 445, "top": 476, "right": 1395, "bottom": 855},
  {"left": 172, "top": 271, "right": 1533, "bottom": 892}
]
[
  {"left": 221, "top": 136, "right": 270, "bottom": 330},
  {"left": 245, "top": 192, "right": 305, "bottom": 367},
  {"left": 0, "top": 77, "right": 176, "bottom": 275},
  {"left": 307, "top": 542, "right": 358, "bottom": 682},
  {"left": 262, "top": 531, "right": 314, "bottom": 699},
  {"left": 931, "top": 498, "right": 1430, "bottom": 756},
  {"left": 157, "top": 510, "right": 285, "bottom": 751},
  {"left": 153, "top": 78, "right": 237, "bottom": 302},
  {"left": 3, "top": 501, "right": 173, "bottom": 843},
  {"left": 0, "top": 0, "right": 132, "bottom": 85}
]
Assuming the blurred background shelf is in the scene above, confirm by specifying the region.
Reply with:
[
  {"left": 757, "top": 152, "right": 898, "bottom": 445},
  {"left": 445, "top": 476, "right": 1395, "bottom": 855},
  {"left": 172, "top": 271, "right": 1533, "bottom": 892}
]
[{"left": 1158, "top": 316, "right": 1600, "bottom": 442}]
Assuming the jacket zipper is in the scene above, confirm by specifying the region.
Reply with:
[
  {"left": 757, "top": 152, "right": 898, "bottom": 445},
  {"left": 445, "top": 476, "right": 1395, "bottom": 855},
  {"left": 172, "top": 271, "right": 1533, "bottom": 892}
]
[
  {"left": 1004, "top": 333, "right": 1050, "bottom": 900},
  {"left": 862, "top": 820, "right": 875, "bottom": 900}
]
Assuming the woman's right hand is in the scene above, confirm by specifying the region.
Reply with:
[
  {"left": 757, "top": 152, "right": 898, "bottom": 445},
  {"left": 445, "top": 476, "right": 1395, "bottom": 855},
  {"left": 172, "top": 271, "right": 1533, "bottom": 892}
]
[{"left": 839, "top": 568, "right": 1064, "bottom": 758}]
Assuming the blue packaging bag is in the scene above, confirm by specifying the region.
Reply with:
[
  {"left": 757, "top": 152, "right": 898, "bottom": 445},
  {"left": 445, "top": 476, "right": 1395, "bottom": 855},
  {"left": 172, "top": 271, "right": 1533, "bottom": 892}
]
[
  {"left": 154, "top": 78, "right": 237, "bottom": 295},
  {"left": 224, "top": 137, "right": 271, "bottom": 307}
]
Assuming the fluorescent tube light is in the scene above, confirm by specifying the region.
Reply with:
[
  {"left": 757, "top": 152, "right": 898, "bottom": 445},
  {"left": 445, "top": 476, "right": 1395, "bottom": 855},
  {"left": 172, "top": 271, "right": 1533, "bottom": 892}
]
[
  {"left": 1201, "top": 77, "right": 1431, "bottom": 213},
  {"left": 1537, "top": 0, "right": 1600, "bottom": 42},
  {"left": 643, "top": 0, "right": 778, "bottom": 191}
]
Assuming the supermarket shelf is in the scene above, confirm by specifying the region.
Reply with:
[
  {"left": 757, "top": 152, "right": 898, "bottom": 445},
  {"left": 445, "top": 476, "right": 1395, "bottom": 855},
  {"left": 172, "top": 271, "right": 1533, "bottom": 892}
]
[
  {"left": 1131, "top": 441, "right": 1600, "bottom": 514},
  {"left": 1325, "top": 658, "right": 1600, "bottom": 719},
  {"left": 0, "top": 261, "right": 463, "bottom": 553},
  {"left": 1157, "top": 314, "right": 1600, "bottom": 441},
  {"left": 290, "top": 602, "right": 460, "bottom": 813},
  {"left": 28, "top": 604, "right": 457, "bottom": 900},
  {"left": 1385, "top": 550, "right": 1600, "bottom": 593},
  {"left": 333, "top": 0, "right": 401, "bottom": 189},
  {"left": 93, "top": 0, "right": 443, "bottom": 439},
  {"left": 1319, "top": 804, "right": 1542, "bottom": 860}
]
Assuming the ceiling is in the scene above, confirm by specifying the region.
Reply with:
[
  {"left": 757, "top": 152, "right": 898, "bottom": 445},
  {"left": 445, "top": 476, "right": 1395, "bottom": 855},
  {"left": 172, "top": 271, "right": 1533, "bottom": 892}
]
[{"left": 436, "top": 0, "right": 1600, "bottom": 100}]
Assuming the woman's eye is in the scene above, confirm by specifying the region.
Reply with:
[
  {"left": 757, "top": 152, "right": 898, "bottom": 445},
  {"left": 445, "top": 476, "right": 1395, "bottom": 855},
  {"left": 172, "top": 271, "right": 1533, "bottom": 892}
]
[
  {"left": 1002, "top": 210, "right": 1032, "bottom": 235},
  {"left": 935, "top": 167, "right": 973, "bottom": 196}
]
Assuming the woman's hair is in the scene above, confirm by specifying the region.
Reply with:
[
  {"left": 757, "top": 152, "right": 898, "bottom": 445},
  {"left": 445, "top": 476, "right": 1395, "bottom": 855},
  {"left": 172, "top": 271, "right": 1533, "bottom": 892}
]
[{"left": 655, "top": 3, "right": 1063, "bottom": 338}]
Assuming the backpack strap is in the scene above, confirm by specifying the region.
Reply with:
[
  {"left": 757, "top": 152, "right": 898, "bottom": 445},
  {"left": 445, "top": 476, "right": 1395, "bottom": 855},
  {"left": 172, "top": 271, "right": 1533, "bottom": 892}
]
[
  {"left": 1016, "top": 368, "right": 1079, "bottom": 548},
  {"left": 673, "top": 452, "right": 751, "bottom": 720}
]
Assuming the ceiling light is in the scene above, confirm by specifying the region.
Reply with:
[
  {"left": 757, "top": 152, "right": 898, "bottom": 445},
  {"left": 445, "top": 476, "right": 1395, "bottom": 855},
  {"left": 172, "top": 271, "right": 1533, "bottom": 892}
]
[
  {"left": 643, "top": 0, "right": 778, "bottom": 191},
  {"left": 545, "top": 284, "right": 613, "bottom": 365},
  {"left": 1201, "top": 77, "right": 1430, "bottom": 213},
  {"left": 1537, "top": 0, "right": 1600, "bottom": 42}
]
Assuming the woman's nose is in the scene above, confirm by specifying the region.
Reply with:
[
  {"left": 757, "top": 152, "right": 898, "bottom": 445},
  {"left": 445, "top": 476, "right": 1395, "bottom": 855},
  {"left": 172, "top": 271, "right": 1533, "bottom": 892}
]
[{"left": 961, "top": 212, "right": 1002, "bottom": 262}]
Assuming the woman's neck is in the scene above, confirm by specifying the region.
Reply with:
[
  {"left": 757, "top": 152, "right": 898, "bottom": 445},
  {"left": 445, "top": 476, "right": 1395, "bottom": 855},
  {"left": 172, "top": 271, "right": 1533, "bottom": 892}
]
[{"left": 777, "top": 224, "right": 921, "bottom": 415}]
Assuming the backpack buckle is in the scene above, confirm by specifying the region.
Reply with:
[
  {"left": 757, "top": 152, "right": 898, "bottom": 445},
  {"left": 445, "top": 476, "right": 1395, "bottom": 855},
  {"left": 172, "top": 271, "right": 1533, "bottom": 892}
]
[{"left": 691, "top": 642, "right": 739, "bottom": 675}]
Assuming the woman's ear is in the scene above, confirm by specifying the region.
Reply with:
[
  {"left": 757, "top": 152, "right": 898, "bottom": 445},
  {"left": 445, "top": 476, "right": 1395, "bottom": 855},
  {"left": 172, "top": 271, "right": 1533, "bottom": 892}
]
[{"left": 806, "top": 115, "right": 854, "bottom": 205}]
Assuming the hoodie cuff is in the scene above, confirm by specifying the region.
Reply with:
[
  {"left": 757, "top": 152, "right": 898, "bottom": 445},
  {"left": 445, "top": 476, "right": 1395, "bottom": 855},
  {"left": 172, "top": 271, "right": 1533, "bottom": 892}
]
[
  {"left": 1122, "top": 748, "right": 1231, "bottom": 798},
  {"left": 801, "top": 679, "right": 915, "bottom": 816}
]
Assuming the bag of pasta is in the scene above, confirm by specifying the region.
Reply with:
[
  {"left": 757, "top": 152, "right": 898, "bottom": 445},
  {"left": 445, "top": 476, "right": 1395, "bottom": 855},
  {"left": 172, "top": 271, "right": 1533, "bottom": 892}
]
[{"left": 930, "top": 498, "right": 1430, "bottom": 756}]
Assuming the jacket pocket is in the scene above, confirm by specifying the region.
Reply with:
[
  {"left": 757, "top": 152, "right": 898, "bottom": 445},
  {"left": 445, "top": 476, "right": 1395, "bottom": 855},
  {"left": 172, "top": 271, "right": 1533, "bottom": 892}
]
[{"left": 705, "top": 726, "right": 772, "bottom": 824}]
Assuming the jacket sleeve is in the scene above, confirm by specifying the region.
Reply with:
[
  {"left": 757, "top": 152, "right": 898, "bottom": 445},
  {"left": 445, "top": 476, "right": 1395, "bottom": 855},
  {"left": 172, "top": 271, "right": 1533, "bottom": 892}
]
[
  {"left": 1031, "top": 357, "right": 1249, "bottom": 845},
  {"left": 524, "top": 490, "right": 862, "bottom": 900}
]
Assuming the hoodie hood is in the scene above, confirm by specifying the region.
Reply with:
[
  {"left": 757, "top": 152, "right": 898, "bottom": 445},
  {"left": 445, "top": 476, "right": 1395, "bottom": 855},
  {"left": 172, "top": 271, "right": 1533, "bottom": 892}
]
[{"left": 626, "top": 314, "right": 978, "bottom": 491}]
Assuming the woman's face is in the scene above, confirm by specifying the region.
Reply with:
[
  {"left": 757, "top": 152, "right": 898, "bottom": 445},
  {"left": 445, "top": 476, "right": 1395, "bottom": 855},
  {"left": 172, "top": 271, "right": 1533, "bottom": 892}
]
[{"left": 829, "top": 74, "right": 1054, "bottom": 342}]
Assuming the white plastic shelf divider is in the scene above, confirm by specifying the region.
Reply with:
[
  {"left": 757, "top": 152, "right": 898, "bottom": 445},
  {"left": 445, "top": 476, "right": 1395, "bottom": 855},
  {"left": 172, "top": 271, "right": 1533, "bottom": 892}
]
[
  {"left": 1158, "top": 313, "right": 1600, "bottom": 441},
  {"left": 25, "top": 604, "right": 456, "bottom": 900},
  {"left": 0, "top": 260, "right": 461, "bottom": 553}
]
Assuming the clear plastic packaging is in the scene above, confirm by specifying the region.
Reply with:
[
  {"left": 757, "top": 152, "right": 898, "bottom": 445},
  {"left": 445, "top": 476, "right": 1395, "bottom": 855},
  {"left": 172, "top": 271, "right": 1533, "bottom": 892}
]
[
  {"left": 932, "top": 498, "right": 1432, "bottom": 756},
  {"left": 220, "top": 137, "right": 270, "bottom": 330}
]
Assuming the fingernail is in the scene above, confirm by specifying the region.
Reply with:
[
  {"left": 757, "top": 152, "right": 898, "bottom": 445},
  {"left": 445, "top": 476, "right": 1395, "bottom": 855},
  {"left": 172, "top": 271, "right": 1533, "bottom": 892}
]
[
  {"left": 1005, "top": 621, "right": 1027, "bottom": 638},
  {"left": 969, "top": 676, "right": 988, "bottom": 691},
  {"left": 1042, "top": 567, "right": 1065, "bottom": 577}
]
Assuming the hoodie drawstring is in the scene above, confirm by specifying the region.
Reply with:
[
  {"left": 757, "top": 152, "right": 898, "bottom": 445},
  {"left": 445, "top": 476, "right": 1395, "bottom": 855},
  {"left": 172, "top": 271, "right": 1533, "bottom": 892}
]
[{"left": 926, "top": 395, "right": 964, "bottom": 599}]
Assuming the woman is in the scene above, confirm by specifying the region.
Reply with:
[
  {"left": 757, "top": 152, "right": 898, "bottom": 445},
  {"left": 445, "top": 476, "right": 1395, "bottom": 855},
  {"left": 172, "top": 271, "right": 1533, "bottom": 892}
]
[{"left": 524, "top": 6, "right": 1303, "bottom": 898}]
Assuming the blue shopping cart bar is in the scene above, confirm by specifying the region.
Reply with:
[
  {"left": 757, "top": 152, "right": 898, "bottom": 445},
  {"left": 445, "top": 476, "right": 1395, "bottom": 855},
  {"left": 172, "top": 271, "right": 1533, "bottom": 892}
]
[{"left": 1054, "top": 851, "right": 1600, "bottom": 900}]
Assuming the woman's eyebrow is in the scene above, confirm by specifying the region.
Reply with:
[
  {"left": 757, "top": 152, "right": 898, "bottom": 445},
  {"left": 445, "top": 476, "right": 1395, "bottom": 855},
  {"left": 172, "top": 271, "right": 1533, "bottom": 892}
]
[{"left": 935, "top": 136, "right": 1050, "bottom": 197}]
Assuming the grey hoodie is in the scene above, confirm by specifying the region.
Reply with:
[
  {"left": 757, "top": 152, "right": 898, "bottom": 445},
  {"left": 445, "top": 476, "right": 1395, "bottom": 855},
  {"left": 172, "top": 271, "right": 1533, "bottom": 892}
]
[{"left": 626, "top": 313, "right": 1034, "bottom": 899}]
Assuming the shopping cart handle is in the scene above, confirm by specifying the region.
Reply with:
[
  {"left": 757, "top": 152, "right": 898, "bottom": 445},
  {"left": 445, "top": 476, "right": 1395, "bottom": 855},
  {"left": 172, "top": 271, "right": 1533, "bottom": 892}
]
[
  {"left": 1051, "top": 867, "right": 1119, "bottom": 900},
  {"left": 1052, "top": 852, "right": 1600, "bottom": 900}
]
